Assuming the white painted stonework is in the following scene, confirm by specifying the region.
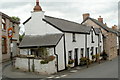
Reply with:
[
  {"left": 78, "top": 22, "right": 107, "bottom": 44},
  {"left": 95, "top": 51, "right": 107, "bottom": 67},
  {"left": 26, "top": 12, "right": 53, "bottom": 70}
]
[
  {"left": 25, "top": 11, "right": 62, "bottom": 35},
  {"left": 56, "top": 36, "right": 65, "bottom": 71},
  {"left": 65, "top": 33, "right": 86, "bottom": 66},
  {"left": 15, "top": 57, "right": 57, "bottom": 74}
]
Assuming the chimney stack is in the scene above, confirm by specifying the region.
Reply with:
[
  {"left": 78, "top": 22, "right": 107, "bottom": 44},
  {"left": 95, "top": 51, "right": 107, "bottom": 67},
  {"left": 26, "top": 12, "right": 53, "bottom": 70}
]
[
  {"left": 112, "top": 25, "right": 118, "bottom": 30},
  {"left": 33, "top": 0, "right": 42, "bottom": 12},
  {"left": 83, "top": 13, "right": 90, "bottom": 21},
  {"left": 98, "top": 16, "right": 103, "bottom": 23}
]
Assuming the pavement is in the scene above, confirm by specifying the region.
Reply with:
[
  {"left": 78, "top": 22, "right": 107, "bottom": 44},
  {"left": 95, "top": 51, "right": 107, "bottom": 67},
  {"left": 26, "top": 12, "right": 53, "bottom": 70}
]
[{"left": 2, "top": 57, "right": 119, "bottom": 79}]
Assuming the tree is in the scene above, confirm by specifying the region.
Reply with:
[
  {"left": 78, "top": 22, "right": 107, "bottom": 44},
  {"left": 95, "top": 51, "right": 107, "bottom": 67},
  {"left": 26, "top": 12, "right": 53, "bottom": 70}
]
[{"left": 11, "top": 16, "right": 20, "bottom": 22}]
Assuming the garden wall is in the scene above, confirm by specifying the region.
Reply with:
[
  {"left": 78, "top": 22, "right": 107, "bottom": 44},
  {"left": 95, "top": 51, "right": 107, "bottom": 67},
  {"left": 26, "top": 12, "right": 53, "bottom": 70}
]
[{"left": 15, "top": 57, "right": 57, "bottom": 75}]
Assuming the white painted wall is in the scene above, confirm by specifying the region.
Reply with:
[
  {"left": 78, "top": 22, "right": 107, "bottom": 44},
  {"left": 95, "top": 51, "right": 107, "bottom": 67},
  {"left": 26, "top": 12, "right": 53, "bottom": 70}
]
[
  {"left": 87, "top": 29, "right": 103, "bottom": 60},
  {"left": 65, "top": 33, "right": 86, "bottom": 66},
  {"left": 87, "top": 29, "right": 98, "bottom": 60},
  {"left": 24, "top": 11, "right": 62, "bottom": 35},
  {"left": 15, "top": 57, "right": 57, "bottom": 74},
  {"left": 56, "top": 36, "right": 65, "bottom": 71}
]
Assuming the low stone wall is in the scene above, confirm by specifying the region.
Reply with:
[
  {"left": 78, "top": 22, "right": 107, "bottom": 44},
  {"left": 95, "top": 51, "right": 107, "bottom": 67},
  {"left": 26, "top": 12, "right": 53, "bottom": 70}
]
[{"left": 15, "top": 57, "right": 57, "bottom": 75}]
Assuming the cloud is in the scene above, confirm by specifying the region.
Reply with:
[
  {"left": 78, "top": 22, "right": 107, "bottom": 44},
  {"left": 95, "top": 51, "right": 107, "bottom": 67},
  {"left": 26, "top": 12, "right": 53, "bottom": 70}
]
[{"left": 0, "top": 0, "right": 119, "bottom": 34}]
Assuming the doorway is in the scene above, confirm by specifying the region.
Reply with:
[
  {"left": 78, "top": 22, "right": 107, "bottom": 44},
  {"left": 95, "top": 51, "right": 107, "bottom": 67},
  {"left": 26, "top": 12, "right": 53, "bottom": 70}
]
[{"left": 74, "top": 48, "right": 78, "bottom": 66}]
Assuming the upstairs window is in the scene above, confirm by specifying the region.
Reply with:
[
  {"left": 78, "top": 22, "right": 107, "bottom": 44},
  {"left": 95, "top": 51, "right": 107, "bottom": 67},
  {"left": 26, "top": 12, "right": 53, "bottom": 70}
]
[
  {"left": 2, "top": 18, "right": 6, "bottom": 30},
  {"left": 72, "top": 33, "right": 76, "bottom": 42}
]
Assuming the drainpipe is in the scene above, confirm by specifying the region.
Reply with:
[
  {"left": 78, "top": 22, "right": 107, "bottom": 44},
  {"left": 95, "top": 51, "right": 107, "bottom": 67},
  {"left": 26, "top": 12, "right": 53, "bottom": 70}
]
[
  {"left": 10, "top": 38, "right": 13, "bottom": 65},
  {"left": 98, "top": 34, "right": 100, "bottom": 64}
]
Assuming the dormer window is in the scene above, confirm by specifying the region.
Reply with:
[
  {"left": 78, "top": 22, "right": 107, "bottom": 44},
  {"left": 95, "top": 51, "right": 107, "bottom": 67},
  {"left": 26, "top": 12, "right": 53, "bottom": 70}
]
[{"left": 72, "top": 33, "right": 76, "bottom": 42}]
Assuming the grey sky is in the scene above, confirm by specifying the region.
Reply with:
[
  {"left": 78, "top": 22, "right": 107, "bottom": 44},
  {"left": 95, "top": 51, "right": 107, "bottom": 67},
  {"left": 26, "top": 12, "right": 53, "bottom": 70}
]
[{"left": 0, "top": 0, "right": 119, "bottom": 34}]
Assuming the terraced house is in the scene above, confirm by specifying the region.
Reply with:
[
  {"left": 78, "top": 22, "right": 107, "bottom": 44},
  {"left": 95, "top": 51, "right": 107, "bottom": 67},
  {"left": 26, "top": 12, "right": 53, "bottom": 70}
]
[
  {"left": 0, "top": 12, "right": 20, "bottom": 62},
  {"left": 16, "top": 0, "right": 103, "bottom": 74},
  {"left": 81, "top": 13, "right": 118, "bottom": 60}
]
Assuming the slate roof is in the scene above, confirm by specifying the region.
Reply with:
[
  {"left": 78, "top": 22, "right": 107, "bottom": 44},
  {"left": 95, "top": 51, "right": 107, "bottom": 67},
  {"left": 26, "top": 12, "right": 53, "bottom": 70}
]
[
  {"left": 19, "top": 34, "right": 63, "bottom": 48},
  {"left": 81, "top": 17, "right": 118, "bottom": 35},
  {"left": 43, "top": 16, "right": 91, "bottom": 34}
]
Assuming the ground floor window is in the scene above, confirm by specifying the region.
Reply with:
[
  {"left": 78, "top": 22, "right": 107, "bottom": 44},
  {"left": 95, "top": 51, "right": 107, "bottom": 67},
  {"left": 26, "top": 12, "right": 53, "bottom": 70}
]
[
  {"left": 80, "top": 48, "right": 84, "bottom": 57},
  {"left": 2, "top": 37, "right": 7, "bottom": 54},
  {"left": 30, "top": 48, "right": 49, "bottom": 58},
  {"left": 68, "top": 51, "right": 72, "bottom": 59}
]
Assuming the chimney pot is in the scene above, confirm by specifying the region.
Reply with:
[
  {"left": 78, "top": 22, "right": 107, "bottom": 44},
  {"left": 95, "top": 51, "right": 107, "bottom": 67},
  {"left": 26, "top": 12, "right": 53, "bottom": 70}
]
[{"left": 112, "top": 25, "right": 118, "bottom": 30}]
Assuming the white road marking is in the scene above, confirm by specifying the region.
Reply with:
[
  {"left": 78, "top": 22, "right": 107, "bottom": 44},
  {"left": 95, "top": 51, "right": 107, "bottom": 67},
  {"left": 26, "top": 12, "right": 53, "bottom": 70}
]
[
  {"left": 47, "top": 76, "right": 54, "bottom": 78},
  {"left": 55, "top": 76, "right": 60, "bottom": 78},
  {"left": 60, "top": 74, "right": 67, "bottom": 77},
  {"left": 70, "top": 70, "right": 78, "bottom": 73}
]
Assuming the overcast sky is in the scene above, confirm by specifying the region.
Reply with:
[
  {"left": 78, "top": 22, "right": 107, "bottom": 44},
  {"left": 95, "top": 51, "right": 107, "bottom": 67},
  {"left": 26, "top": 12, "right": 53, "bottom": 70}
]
[{"left": 0, "top": 0, "right": 119, "bottom": 34}]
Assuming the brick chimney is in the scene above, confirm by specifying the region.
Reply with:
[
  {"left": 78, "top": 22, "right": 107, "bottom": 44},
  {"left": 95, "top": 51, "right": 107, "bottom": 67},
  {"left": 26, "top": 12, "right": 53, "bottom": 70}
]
[
  {"left": 83, "top": 13, "right": 90, "bottom": 21},
  {"left": 98, "top": 16, "right": 103, "bottom": 23},
  {"left": 112, "top": 25, "right": 118, "bottom": 30},
  {"left": 33, "top": 0, "right": 42, "bottom": 12}
]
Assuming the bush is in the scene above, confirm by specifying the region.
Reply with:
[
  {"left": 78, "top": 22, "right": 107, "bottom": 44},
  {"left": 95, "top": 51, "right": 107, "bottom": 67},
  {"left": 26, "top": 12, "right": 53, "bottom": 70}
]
[
  {"left": 68, "top": 59, "right": 74, "bottom": 64},
  {"left": 40, "top": 60, "right": 49, "bottom": 64},
  {"left": 92, "top": 55, "right": 96, "bottom": 59},
  {"left": 100, "top": 51, "right": 108, "bottom": 60},
  {"left": 40, "top": 55, "right": 55, "bottom": 64},
  {"left": 80, "top": 57, "right": 91, "bottom": 66},
  {"left": 80, "top": 57, "right": 87, "bottom": 66}
]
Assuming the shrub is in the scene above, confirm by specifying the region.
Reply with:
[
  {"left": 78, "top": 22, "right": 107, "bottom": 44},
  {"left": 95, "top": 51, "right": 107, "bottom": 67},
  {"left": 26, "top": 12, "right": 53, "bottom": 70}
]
[
  {"left": 40, "top": 55, "right": 55, "bottom": 64},
  {"left": 40, "top": 60, "right": 49, "bottom": 64},
  {"left": 80, "top": 57, "right": 87, "bottom": 66},
  {"left": 92, "top": 55, "right": 96, "bottom": 59},
  {"left": 68, "top": 59, "right": 74, "bottom": 64},
  {"left": 100, "top": 51, "right": 108, "bottom": 60}
]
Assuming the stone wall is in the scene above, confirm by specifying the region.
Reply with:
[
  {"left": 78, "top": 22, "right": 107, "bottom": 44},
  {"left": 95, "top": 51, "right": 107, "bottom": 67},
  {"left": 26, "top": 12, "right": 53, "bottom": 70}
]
[
  {"left": 15, "top": 57, "right": 57, "bottom": 75},
  {"left": 105, "top": 32, "right": 117, "bottom": 60}
]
